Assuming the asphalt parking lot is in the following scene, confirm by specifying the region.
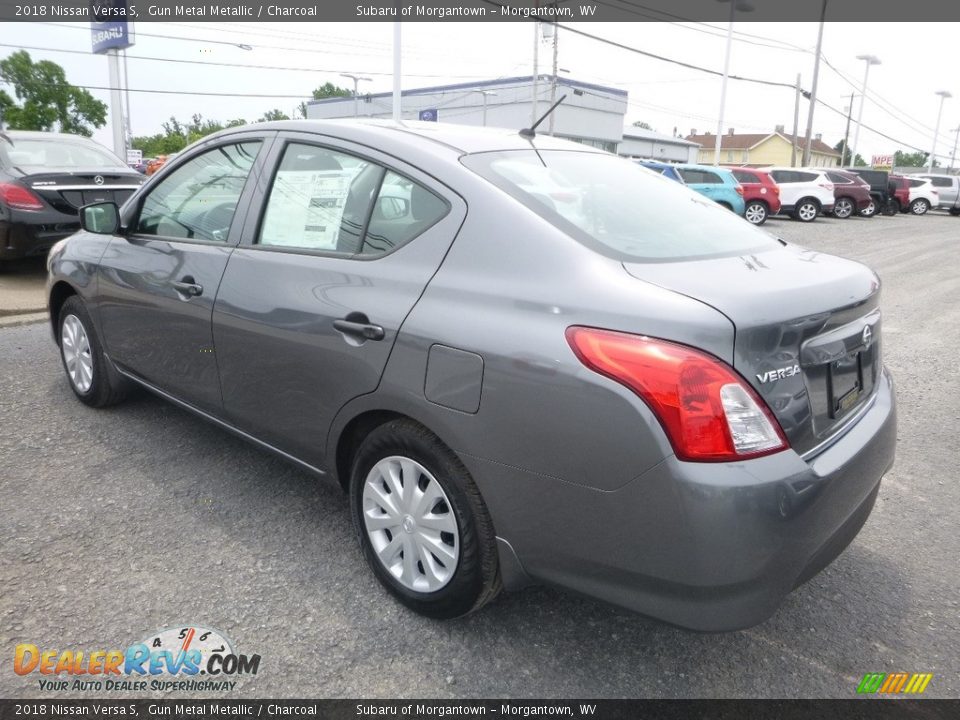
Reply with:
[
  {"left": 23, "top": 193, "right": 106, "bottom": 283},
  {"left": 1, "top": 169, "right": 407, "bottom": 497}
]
[{"left": 1, "top": 212, "right": 958, "bottom": 699}]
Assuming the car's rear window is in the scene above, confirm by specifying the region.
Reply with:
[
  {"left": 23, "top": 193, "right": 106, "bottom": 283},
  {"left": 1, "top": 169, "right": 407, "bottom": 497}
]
[
  {"left": 462, "top": 150, "right": 779, "bottom": 262},
  {"left": 1, "top": 138, "right": 127, "bottom": 170}
]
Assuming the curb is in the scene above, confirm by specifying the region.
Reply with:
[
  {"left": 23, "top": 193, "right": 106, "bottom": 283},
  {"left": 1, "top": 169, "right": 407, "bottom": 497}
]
[{"left": 0, "top": 311, "right": 49, "bottom": 329}]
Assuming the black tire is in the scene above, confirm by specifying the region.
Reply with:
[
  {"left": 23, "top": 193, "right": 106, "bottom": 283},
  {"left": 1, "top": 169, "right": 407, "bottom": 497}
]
[
  {"left": 793, "top": 198, "right": 820, "bottom": 223},
  {"left": 57, "top": 295, "right": 130, "bottom": 408},
  {"left": 349, "top": 419, "right": 501, "bottom": 619},
  {"left": 909, "top": 198, "right": 930, "bottom": 216},
  {"left": 883, "top": 199, "right": 900, "bottom": 216},
  {"left": 744, "top": 200, "right": 768, "bottom": 225},
  {"left": 950, "top": 207, "right": 960, "bottom": 216},
  {"left": 860, "top": 199, "right": 877, "bottom": 218}
]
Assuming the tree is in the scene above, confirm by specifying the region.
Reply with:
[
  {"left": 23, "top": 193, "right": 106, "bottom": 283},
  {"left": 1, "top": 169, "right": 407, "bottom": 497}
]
[
  {"left": 258, "top": 109, "right": 290, "bottom": 122},
  {"left": 632, "top": 121, "right": 655, "bottom": 131},
  {"left": 894, "top": 150, "right": 932, "bottom": 168},
  {"left": 312, "top": 82, "right": 352, "bottom": 100},
  {"left": 0, "top": 51, "right": 107, "bottom": 136},
  {"left": 131, "top": 114, "right": 248, "bottom": 157},
  {"left": 833, "top": 140, "right": 866, "bottom": 167}
]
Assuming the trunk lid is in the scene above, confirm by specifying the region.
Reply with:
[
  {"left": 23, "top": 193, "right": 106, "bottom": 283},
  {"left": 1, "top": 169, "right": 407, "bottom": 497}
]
[
  {"left": 623, "top": 244, "right": 882, "bottom": 455},
  {"left": 18, "top": 168, "right": 144, "bottom": 214}
]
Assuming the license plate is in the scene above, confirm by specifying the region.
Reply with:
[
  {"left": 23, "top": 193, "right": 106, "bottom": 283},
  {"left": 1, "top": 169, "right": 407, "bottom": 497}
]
[{"left": 829, "top": 352, "right": 863, "bottom": 418}]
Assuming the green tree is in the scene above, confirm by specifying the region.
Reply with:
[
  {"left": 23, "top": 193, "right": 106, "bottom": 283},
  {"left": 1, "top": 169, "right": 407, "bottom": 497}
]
[
  {"left": 312, "top": 82, "right": 352, "bottom": 100},
  {"left": 0, "top": 50, "right": 107, "bottom": 136},
  {"left": 894, "top": 149, "right": 932, "bottom": 168},
  {"left": 258, "top": 108, "right": 290, "bottom": 122},
  {"left": 833, "top": 140, "right": 866, "bottom": 167},
  {"left": 131, "top": 114, "right": 248, "bottom": 157}
]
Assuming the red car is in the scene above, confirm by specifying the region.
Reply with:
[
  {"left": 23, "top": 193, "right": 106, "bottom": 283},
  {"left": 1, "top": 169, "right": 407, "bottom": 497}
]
[
  {"left": 825, "top": 170, "right": 873, "bottom": 219},
  {"left": 732, "top": 168, "right": 781, "bottom": 225},
  {"left": 888, "top": 175, "right": 911, "bottom": 214}
]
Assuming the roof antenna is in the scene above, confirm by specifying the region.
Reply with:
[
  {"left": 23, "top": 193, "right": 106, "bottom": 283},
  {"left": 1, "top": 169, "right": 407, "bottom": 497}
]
[{"left": 520, "top": 94, "right": 567, "bottom": 139}]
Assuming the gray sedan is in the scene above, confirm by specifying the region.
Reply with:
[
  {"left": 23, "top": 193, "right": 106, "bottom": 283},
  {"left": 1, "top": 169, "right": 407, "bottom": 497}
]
[{"left": 46, "top": 120, "right": 896, "bottom": 631}]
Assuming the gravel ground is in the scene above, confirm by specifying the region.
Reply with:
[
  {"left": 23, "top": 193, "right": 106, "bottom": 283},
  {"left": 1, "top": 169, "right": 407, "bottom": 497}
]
[{"left": 1, "top": 211, "right": 958, "bottom": 699}]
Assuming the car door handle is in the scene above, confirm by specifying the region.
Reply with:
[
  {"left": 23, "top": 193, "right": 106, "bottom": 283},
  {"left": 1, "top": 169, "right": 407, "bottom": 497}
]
[
  {"left": 172, "top": 277, "right": 203, "bottom": 297},
  {"left": 334, "top": 317, "right": 385, "bottom": 341}
]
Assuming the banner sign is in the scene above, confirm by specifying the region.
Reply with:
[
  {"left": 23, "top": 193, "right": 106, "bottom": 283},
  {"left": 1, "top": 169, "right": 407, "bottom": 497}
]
[{"left": 90, "top": 1, "right": 134, "bottom": 53}]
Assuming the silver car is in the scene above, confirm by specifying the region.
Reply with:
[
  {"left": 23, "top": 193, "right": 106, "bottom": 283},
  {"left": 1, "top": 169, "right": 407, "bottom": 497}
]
[{"left": 47, "top": 121, "right": 896, "bottom": 631}]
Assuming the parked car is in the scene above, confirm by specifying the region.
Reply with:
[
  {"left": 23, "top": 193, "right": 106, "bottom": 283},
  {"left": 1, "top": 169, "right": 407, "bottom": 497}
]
[
  {"left": 0, "top": 130, "right": 144, "bottom": 264},
  {"left": 903, "top": 176, "right": 939, "bottom": 215},
  {"left": 635, "top": 159, "right": 683, "bottom": 183},
  {"left": 48, "top": 121, "right": 896, "bottom": 631},
  {"left": 825, "top": 170, "right": 873, "bottom": 219},
  {"left": 915, "top": 173, "right": 960, "bottom": 214},
  {"left": 846, "top": 168, "right": 895, "bottom": 217},
  {"left": 731, "top": 168, "right": 781, "bottom": 225},
  {"left": 673, "top": 163, "right": 745, "bottom": 215},
  {"left": 766, "top": 167, "right": 835, "bottom": 222},
  {"left": 145, "top": 153, "right": 178, "bottom": 176},
  {"left": 888, "top": 175, "right": 912, "bottom": 214}
]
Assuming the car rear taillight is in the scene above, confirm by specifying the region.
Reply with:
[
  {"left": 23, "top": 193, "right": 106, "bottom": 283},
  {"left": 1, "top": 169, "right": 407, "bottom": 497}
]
[
  {"left": 566, "top": 327, "right": 788, "bottom": 462},
  {"left": 0, "top": 182, "right": 44, "bottom": 211},
  {"left": 735, "top": 185, "right": 744, "bottom": 196}
]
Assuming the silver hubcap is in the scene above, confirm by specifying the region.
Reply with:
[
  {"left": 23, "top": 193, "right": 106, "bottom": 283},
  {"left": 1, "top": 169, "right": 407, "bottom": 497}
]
[
  {"left": 863, "top": 201, "right": 876, "bottom": 216},
  {"left": 836, "top": 200, "right": 852, "bottom": 217},
  {"left": 745, "top": 203, "right": 765, "bottom": 223},
  {"left": 912, "top": 201, "right": 927, "bottom": 215},
  {"left": 362, "top": 456, "right": 459, "bottom": 593},
  {"left": 61, "top": 314, "right": 93, "bottom": 393},
  {"left": 799, "top": 204, "right": 817, "bottom": 221}
]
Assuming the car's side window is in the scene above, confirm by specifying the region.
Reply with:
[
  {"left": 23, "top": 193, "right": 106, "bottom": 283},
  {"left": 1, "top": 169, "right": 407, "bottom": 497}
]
[
  {"left": 135, "top": 141, "right": 261, "bottom": 243},
  {"left": 771, "top": 170, "right": 793, "bottom": 183},
  {"left": 677, "top": 169, "right": 701, "bottom": 184},
  {"left": 359, "top": 171, "right": 448, "bottom": 257},
  {"left": 927, "top": 177, "right": 951, "bottom": 188},
  {"left": 733, "top": 171, "right": 758, "bottom": 184},
  {"left": 797, "top": 172, "right": 819, "bottom": 183},
  {"left": 258, "top": 143, "right": 448, "bottom": 257},
  {"left": 827, "top": 173, "right": 850, "bottom": 184}
]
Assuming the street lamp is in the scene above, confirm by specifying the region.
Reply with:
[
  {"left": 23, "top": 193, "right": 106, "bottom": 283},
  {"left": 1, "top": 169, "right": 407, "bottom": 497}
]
[
  {"left": 340, "top": 73, "right": 372, "bottom": 119},
  {"left": 713, "top": 0, "right": 754, "bottom": 166},
  {"left": 849, "top": 54, "right": 880, "bottom": 169},
  {"left": 929, "top": 90, "right": 952, "bottom": 173},
  {"left": 469, "top": 90, "right": 497, "bottom": 127}
]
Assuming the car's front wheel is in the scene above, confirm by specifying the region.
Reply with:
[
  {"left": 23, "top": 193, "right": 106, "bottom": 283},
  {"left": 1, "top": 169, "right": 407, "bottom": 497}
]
[
  {"left": 910, "top": 198, "right": 930, "bottom": 215},
  {"left": 58, "top": 295, "right": 130, "bottom": 407},
  {"left": 350, "top": 419, "right": 501, "bottom": 619},
  {"left": 884, "top": 199, "right": 900, "bottom": 216},
  {"left": 744, "top": 200, "right": 768, "bottom": 225},
  {"left": 833, "top": 197, "right": 855, "bottom": 219},
  {"left": 794, "top": 199, "right": 820, "bottom": 223},
  {"left": 950, "top": 207, "right": 960, "bottom": 216}
]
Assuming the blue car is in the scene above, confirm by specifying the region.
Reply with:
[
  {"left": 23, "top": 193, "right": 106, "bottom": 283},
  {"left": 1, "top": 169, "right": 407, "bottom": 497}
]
[{"left": 637, "top": 160, "right": 745, "bottom": 215}]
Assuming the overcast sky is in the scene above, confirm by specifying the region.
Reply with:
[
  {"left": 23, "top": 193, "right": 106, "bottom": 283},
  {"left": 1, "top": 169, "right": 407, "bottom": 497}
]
[{"left": 2, "top": 20, "right": 958, "bottom": 163}]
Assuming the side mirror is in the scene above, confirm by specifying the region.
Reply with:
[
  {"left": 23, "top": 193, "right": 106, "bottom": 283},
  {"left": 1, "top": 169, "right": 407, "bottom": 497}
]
[
  {"left": 378, "top": 195, "right": 410, "bottom": 220},
  {"left": 80, "top": 202, "right": 120, "bottom": 235}
]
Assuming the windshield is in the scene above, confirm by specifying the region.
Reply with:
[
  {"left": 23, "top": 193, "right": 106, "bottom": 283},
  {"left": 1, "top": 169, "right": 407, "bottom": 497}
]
[
  {"left": 463, "top": 150, "right": 780, "bottom": 262},
  {"left": 1, "top": 138, "right": 127, "bottom": 170}
]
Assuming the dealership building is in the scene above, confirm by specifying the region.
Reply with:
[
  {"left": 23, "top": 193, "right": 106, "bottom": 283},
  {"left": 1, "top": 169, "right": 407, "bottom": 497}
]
[{"left": 306, "top": 75, "right": 629, "bottom": 153}]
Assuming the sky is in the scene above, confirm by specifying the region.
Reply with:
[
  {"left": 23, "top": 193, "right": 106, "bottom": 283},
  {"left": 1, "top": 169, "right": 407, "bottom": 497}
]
[{"left": 2, "top": 20, "right": 958, "bottom": 164}]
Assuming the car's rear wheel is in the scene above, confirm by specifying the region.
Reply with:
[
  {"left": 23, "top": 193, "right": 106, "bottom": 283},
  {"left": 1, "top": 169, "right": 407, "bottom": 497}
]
[
  {"left": 350, "top": 419, "right": 501, "bottom": 619},
  {"left": 883, "top": 199, "right": 900, "bottom": 216},
  {"left": 833, "top": 197, "right": 855, "bottom": 219},
  {"left": 950, "top": 207, "right": 960, "bottom": 216},
  {"left": 910, "top": 198, "right": 930, "bottom": 215},
  {"left": 860, "top": 199, "right": 877, "bottom": 217},
  {"left": 794, "top": 199, "right": 819, "bottom": 223},
  {"left": 744, "top": 200, "right": 768, "bottom": 225},
  {"left": 58, "top": 295, "right": 130, "bottom": 407}
]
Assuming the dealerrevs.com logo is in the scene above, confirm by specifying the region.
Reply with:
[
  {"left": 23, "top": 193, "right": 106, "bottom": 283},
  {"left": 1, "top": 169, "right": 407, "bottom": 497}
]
[{"left": 14, "top": 625, "right": 261, "bottom": 692}]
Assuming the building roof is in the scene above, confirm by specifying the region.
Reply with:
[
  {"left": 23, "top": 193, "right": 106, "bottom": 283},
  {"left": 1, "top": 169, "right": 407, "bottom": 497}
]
[
  {"left": 685, "top": 131, "right": 840, "bottom": 157},
  {"left": 622, "top": 126, "right": 701, "bottom": 147},
  {"left": 307, "top": 75, "right": 628, "bottom": 106}
]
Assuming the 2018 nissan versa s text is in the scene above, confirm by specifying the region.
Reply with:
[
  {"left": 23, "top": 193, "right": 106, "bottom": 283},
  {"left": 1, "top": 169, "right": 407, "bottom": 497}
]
[{"left": 47, "top": 121, "right": 896, "bottom": 631}]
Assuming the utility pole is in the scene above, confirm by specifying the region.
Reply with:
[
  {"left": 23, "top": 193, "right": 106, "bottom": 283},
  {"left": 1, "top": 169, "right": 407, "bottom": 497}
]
[
  {"left": 802, "top": 0, "right": 828, "bottom": 167},
  {"left": 392, "top": 21, "right": 401, "bottom": 121},
  {"left": 929, "top": 91, "right": 952, "bottom": 173},
  {"left": 840, "top": 93, "right": 855, "bottom": 167},
  {"left": 949, "top": 126, "right": 960, "bottom": 174},
  {"left": 547, "top": 21, "right": 559, "bottom": 135},
  {"left": 340, "top": 74, "right": 372, "bottom": 118},
  {"left": 791, "top": 73, "right": 801, "bottom": 167},
  {"left": 531, "top": 21, "right": 540, "bottom": 126},
  {"left": 470, "top": 90, "right": 496, "bottom": 126}
]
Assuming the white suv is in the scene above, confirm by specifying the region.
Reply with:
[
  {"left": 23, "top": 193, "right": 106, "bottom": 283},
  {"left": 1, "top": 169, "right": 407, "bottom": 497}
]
[
  {"left": 766, "top": 167, "right": 836, "bottom": 222},
  {"left": 905, "top": 177, "right": 940, "bottom": 215}
]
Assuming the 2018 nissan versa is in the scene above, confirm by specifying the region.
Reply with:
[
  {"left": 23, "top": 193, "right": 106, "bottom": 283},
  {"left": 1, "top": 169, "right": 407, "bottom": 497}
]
[{"left": 46, "top": 121, "right": 896, "bottom": 631}]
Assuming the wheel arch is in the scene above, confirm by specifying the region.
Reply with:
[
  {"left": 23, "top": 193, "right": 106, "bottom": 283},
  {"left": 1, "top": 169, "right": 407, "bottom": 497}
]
[{"left": 48, "top": 280, "right": 78, "bottom": 343}]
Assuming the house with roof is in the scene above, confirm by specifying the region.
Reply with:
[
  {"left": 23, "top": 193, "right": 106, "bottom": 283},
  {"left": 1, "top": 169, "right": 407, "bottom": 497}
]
[{"left": 685, "top": 126, "right": 841, "bottom": 167}]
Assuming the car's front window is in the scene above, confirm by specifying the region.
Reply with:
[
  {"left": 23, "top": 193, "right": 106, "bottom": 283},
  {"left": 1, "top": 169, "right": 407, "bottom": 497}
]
[
  {"left": 1, "top": 138, "right": 127, "bottom": 170},
  {"left": 463, "top": 150, "right": 779, "bottom": 262}
]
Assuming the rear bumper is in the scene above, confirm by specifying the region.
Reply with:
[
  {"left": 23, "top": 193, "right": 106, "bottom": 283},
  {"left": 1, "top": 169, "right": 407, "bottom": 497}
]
[
  {"left": 0, "top": 215, "right": 79, "bottom": 261},
  {"left": 480, "top": 369, "right": 896, "bottom": 631}
]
